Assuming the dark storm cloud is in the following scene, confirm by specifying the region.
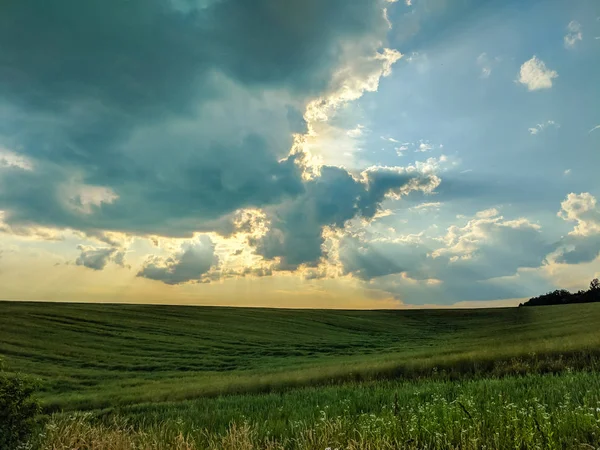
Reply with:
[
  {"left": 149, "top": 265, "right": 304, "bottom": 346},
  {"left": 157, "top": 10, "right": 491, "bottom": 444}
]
[
  {"left": 0, "top": 0, "right": 391, "bottom": 238},
  {"left": 0, "top": 0, "right": 386, "bottom": 119},
  {"left": 552, "top": 235, "right": 600, "bottom": 265},
  {"left": 339, "top": 237, "right": 429, "bottom": 280},
  {"left": 75, "top": 245, "right": 123, "bottom": 270},
  {"left": 254, "top": 166, "right": 439, "bottom": 270},
  {"left": 137, "top": 235, "right": 218, "bottom": 284}
]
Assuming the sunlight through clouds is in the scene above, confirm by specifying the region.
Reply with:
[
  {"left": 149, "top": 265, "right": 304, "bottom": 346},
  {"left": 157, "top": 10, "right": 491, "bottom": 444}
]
[{"left": 0, "top": 0, "right": 598, "bottom": 307}]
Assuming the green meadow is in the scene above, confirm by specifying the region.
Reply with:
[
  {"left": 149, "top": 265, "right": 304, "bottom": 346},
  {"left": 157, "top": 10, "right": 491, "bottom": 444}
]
[{"left": 1, "top": 301, "right": 600, "bottom": 449}]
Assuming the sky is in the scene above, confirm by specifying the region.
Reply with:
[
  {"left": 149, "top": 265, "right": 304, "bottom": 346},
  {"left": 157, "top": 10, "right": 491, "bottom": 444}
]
[{"left": 0, "top": 0, "right": 599, "bottom": 308}]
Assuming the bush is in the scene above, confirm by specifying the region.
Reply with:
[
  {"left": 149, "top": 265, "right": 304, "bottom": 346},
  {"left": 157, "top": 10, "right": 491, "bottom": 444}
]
[{"left": 0, "top": 369, "right": 42, "bottom": 450}]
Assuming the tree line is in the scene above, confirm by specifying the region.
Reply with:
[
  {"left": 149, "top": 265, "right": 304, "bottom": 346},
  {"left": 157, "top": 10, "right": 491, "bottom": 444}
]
[{"left": 520, "top": 278, "right": 600, "bottom": 307}]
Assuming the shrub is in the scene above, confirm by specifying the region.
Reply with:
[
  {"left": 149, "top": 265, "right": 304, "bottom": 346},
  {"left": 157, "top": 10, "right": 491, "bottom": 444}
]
[{"left": 0, "top": 367, "right": 42, "bottom": 450}]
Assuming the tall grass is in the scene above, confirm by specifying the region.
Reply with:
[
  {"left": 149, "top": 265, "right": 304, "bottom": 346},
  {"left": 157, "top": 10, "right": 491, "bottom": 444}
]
[{"left": 36, "top": 371, "right": 600, "bottom": 449}]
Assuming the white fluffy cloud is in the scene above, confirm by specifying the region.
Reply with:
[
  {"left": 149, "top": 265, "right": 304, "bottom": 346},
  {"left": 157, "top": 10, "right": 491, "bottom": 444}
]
[
  {"left": 551, "top": 193, "right": 600, "bottom": 265},
  {"left": 558, "top": 193, "right": 600, "bottom": 237},
  {"left": 518, "top": 56, "right": 558, "bottom": 91},
  {"left": 412, "top": 154, "right": 452, "bottom": 174}
]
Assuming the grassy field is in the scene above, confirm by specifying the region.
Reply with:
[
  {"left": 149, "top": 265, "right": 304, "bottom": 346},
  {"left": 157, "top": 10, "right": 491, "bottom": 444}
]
[
  {"left": 2, "top": 301, "right": 600, "bottom": 448},
  {"left": 1, "top": 301, "right": 600, "bottom": 410}
]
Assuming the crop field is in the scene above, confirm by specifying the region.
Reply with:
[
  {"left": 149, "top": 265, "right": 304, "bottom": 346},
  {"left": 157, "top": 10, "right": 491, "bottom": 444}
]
[{"left": 1, "top": 301, "right": 600, "bottom": 449}]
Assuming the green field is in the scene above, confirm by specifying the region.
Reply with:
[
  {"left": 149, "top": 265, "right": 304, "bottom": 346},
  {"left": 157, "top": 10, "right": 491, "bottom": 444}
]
[
  {"left": 38, "top": 371, "right": 600, "bottom": 449},
  {"left": 2, "top": 301, "right": 600, "bottom": 449}
]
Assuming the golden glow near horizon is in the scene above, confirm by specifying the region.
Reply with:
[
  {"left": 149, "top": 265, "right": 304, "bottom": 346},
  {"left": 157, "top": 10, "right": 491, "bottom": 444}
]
[{"left": 0, "top": 228, "right": 595, "bottom": 309}]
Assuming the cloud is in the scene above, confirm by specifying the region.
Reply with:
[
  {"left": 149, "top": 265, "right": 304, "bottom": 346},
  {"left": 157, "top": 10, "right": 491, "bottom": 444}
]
[
  {"left": 295, "top": 44, "right": 403, "bottom": 166},
  {"left": 517, "top": 56, "right": 558, "bottom": 91},
  {"left": 528, "top": 120, "right": 558, "bottom": 135},
  {"left": 253, "top": 164, "right": 440, "bottom": 270},
  {"left": 416, "top": 141, "right": 434, "bottom": 152},
  {"left": 0, "top": 148, "right": 33, "bottom": 171},
  {"left": 340, "top": 209, "right": 552, "bottom": 302},
  {"left": 410, "top": 202, "right": 442, "bottom": 212},
  {"left": 475, "top": 208, "right": 499, "bottom": 218},
  {"left": 347, "top": 125, "right": 367, "bottom": 138},
  {"left": 431, "top": 216, "right": 547, "bottom": 265},
  {"left": 551, "top": 193, "right": 600, "bottom": 265},
  {"left": 79, "top": 230, "right": 134, "bottom": 248},
  {"left": 304, "top": 47, "right": 402, "bottom": 124},
  {"left": 0, "top": 0, "right": 394, "bottom": 240},
  {"left": 413, "top": 155, "right": 452, "bottom": 174},
  {"left": 558, "top": 193, "right": 600, "bottom": 237},
  {"left": 0, "top": 211, "right": 65, "bottom": 241},
  {"left": 75, "top": 245, "right": 124, "bottom": 271},
  {"left": 396, "top": 145, "right": 409, "bottom": 156},
  {"left": 589, "top": 125, "right": 600, "bottom": 134},
  {"left": 62, "top": 182, "right": 119, "bottom": 215},
  {"left": 392, "top": 140, "right": 440, "bottom": 154},
  {"left": 476, "top": 52, "right": 492, "bottom": 78},
  {"left": 339, "top": 234, "right": 428, "bottom": 281},
  {"left": 564, "top": 20, "right": 583, "bottom": 48},
  {"left": 550, "top": 234, "right": 600, "bottom": 266},
  {"left": 137, "top": 235, "right": 218, "bottom": 284}
]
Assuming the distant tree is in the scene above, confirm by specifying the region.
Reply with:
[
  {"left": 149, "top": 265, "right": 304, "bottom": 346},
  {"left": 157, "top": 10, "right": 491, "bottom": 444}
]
[{"left": 522, "top": 278, "right": 600, "bottom": 307}]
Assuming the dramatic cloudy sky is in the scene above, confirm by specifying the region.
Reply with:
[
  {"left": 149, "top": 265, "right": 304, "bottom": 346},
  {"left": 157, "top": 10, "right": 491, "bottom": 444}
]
[{"left": 0, "top": 0, "right": 599, "bottom": 308}]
